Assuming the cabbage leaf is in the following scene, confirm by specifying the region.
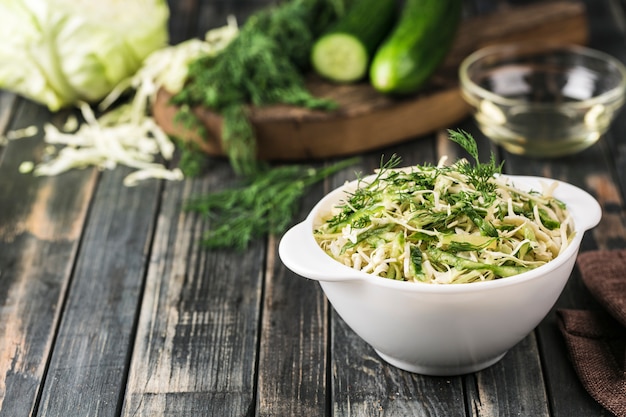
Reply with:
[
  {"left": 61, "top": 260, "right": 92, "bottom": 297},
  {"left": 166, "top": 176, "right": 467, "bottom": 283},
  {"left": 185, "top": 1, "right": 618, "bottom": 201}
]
[{"left": 0, "top": 0, "right": 169, "bottom": 111}]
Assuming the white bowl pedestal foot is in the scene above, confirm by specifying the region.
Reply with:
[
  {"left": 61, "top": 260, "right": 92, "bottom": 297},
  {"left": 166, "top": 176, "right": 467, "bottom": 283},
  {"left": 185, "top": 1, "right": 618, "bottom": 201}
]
[{"left": 374, "top": 350, "right": 509, "bottom": 376}]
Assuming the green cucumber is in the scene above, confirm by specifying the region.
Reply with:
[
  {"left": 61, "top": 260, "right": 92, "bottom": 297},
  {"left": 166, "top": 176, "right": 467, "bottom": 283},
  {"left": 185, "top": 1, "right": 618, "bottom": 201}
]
[
  {"left": 370, "top": 0, "right": 462, "bottom": 95},
  {"left": 310, "top": 0, "right": 396, "bottom": 83}
]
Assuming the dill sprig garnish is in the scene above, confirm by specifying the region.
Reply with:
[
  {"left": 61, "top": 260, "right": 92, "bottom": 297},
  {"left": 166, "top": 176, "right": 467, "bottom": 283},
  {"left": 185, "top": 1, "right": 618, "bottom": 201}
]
[
  {"left": 185, "top": 157, "right": 359, "bottom": 250},
  {"left": 327, "top": 154, "right": 401, "bottom": 229},
  {"left": 447, "top": 129, "right": 503, "bottom": 195}
]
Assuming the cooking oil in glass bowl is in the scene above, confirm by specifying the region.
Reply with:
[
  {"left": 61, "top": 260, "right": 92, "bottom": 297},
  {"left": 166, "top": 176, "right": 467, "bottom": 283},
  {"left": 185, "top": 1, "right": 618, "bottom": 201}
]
[
  {"left": 475, "top": 100, "right": 611, "bottom": 157},
  {"left": 460, "top": 44, "right": 626, "bottom": 157}
]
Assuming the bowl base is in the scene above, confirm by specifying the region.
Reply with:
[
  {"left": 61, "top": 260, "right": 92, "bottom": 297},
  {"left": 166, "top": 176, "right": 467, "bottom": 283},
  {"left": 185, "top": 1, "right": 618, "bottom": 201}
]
[{"left": 375, "top": 350, "right": 508, "bottom": 376}]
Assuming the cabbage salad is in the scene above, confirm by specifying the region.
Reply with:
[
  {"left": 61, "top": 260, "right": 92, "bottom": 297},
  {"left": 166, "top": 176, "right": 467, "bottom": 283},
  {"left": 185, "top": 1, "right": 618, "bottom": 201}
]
[{"left": 313, "top": 131, "right": 574, "bottom": 284}]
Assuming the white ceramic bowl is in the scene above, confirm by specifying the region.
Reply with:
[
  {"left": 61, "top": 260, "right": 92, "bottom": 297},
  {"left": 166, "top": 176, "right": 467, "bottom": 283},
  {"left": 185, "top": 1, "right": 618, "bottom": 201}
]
[{"left": 279, "top": 174, "right": 601, "bottom": 376}]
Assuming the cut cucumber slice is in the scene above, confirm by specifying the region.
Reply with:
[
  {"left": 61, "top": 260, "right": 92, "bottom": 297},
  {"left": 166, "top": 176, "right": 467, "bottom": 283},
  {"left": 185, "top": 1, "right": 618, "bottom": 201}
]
[{"left": 311, "top": 33, "right": 368, "bottom": 83}]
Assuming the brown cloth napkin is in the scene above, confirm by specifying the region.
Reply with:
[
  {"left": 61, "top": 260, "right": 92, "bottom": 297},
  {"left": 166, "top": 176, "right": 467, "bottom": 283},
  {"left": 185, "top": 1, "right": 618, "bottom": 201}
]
[{"left": 558, "top": 249, "right": 626, "bottom": 417}]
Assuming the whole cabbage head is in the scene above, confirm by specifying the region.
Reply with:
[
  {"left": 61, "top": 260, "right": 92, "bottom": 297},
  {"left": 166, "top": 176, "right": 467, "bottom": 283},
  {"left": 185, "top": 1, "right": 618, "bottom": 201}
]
[{"left": 0, "top": 0, "right": 169, "bottom": 111}]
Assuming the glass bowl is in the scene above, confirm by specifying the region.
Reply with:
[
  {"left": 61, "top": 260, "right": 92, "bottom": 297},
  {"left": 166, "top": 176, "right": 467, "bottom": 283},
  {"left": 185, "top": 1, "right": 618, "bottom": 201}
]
[{"left": 459, "top": 43, "right": 626, "bottom": 157}]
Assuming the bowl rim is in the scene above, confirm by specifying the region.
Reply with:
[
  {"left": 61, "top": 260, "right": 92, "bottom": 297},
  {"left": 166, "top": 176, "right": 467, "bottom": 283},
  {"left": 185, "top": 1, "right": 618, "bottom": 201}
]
[
  {"left": 281, "top": 173, "right": 601, "bottom": 294},
  {"left": 458, "top": 42, "right": 626, "bottom": 110}
]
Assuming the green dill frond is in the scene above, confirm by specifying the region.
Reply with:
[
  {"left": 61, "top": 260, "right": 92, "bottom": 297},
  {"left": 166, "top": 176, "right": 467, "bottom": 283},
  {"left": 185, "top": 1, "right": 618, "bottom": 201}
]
[
  {"left": 364, "top": 153, "right": 402, "bottom": 193},
  {"left": 447, "top": 129, "right": 502, "bottom": 195},
  {"left": 448, "top": 128, "right": 479, "bottom": 163},
  {"left": 380, "top": 153, "right": 403, "bottom": 170},
  {"left": 327, "top": 154, "right": 401, "bottom": 229},
  {"left": 185, "top": 157, "right": 360, "bottom": 250},
  {"left": 174, "top": 137, "right": 206, "bottom": 177},
  {"left": 221, "top": 105, "right": 262, "bottom": 177}
]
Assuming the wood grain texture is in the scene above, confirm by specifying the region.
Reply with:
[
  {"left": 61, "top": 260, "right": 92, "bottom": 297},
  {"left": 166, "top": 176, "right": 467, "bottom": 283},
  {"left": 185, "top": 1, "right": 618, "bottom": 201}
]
[
  {"left": 35, "top": 165, "right": 161, "bottom": 417},
  {"left": 257, "top": 234, "right": 329, "bottom": 417},
  {"left": 169, "top": 0, "right": 274, "bottom": 44},
  {"left": 332, "top": 316, "right": 466, "bottom": 417},
  {"left": 465, "top": 334, "right": 549, "bottom": 417},
  {"left": 0, "top": 102, "right": 97, "bottom": 416},
  {"left": 0, "top": 92, "right": 16, "bottom": 138},
  {"left": 443, "top": 1, "right": 589, "bottom": 70},
  {"left": 121, "top": 164, "right": 264, "bottom": 417}
]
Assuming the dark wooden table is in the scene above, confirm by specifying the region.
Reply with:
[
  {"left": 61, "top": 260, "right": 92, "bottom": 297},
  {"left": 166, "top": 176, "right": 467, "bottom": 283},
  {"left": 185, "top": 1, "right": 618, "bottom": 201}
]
[{"left": 0, "top": 0, "right": 624, "bottom": 415}]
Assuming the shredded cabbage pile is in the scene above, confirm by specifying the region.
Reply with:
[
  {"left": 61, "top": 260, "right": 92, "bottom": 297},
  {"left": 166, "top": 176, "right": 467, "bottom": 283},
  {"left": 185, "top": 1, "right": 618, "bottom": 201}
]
[
  {"left": 2, "top": 16, "right": 239, "bottom": 186},
  {"left": 314, "top": 158, "right": 574, "bottom": 284}
]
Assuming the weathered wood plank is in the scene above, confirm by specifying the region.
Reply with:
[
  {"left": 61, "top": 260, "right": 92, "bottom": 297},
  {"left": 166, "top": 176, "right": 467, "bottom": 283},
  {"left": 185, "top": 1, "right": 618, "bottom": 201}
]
[
  {"left": 35, "top": 165, "right": 161, "bottom": 417},
  {"left": 256, "top": 175, "right": 331, "bottom": 416},
  {"left": 588, "top": 0, "right": 626, "bottom": 205},
  {"left": 552, "top": 131, "right": 625, "bottom": 417},
  {"left": 332, "top": 315, "right": 466, "bottom": 417},
  {"left": 465, "top": 334, "right": 549, "bottom": 417},
  {"left": 194, "top": 1, "right": 274, "bottom": 34},
  {"left": 257, "top": 235, "right": 329, "bottom": 416},
  {"left": 167, "top": 0, "right": 274, "bottom": 44},
  {"left": 166, "top": 0, "right": 201, "bottom": 44},
  {"left": 0, "top": 101, "right": 97, "bottom": 416},
  {"left": 0, "top": 92, "right": 16, "bottom": 138},
  {"left": 538, "top": 314, "right": 615, "bottom": 417},
  {"left": 121, "top": 163, "right": 264, "bottom": 417}
]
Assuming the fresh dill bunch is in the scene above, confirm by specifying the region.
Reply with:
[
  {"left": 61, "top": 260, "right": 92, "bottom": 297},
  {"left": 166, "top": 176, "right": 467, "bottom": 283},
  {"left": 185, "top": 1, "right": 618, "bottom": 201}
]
[
  {"left": 245, "top": 0, "right": 350, "bottom": 71},
  {"left": 221, "top": 105, "right": 263, "bottom": 177},
  {"left": 185, "top": 157, "right": 360, "bottom": 250},
  {"left": 174, "top": 0, "right": 348, "bottom": 176},
  {"left": 173, "top": 137, "right": 206, "bottom": 177},
  {"left": 447, "top": 129, "right": 503, "bottom": 195},
  {"left": 170, "top": 105, "right": 208, "bottom": 176},
  {"left": 181, "top": 29, "right": 336, "bottom": 112}
]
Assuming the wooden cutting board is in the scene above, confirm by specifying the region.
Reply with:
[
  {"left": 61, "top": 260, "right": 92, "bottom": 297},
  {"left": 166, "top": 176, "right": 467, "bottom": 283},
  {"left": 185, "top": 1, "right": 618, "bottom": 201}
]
[{"left": 153, "top": 1, "right": 588, "bottom": 161}]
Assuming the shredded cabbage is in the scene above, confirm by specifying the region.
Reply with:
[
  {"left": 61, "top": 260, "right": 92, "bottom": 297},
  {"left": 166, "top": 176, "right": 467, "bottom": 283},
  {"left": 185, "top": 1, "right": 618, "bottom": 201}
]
[
  {"left": 0, "top": 0, "right": 169, "bottom": 111},
  {"left": 314, "top": 159, "right": 574, "bottom": 284},
  {"left": 3, "top": 19, "right": 239, "bottom": 186},
  {"left": 30, "top": 102, "right": 184, "bottom": 186}
]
